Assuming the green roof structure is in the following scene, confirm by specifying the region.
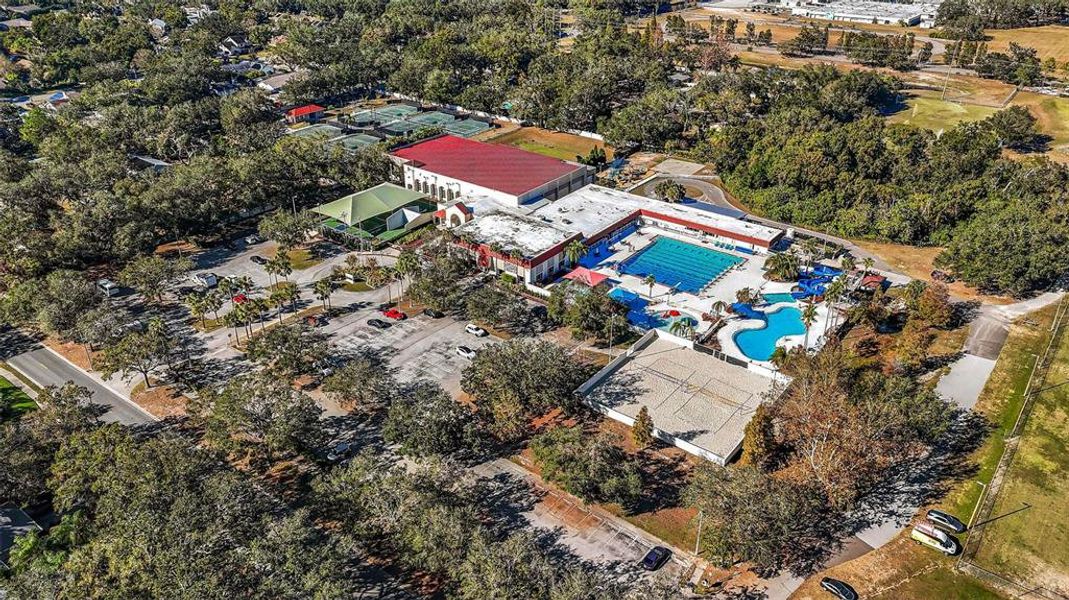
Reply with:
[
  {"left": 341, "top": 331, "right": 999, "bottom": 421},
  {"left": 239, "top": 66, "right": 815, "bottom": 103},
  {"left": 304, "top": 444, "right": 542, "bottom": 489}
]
[{"left": 312, "top": 183, "right": 434, "bottom": 228}]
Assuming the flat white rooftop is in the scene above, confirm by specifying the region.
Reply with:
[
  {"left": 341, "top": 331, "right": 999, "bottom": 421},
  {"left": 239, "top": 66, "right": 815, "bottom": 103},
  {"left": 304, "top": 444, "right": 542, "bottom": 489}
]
[
  {"left": 581, "top": 333, "right": 777, "bottom": 464},
  {"left": 453, "top": 211, "right": 575, "bottom": 258},
  {"left": 533, "top": 185, "right": 782, "bottom": 245}
]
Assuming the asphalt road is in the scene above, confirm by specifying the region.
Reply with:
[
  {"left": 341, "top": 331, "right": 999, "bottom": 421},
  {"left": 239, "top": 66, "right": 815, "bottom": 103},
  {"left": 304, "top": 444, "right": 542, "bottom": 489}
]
[{"left": 7, "top": 347, "right": 155, "bottom": 425}]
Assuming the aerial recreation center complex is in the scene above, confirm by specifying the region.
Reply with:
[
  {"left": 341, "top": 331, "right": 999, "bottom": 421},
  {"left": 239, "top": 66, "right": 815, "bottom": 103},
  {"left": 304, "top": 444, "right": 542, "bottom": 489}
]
[{"left": 387, "top": 133, "right": 843, "bottom": 462}]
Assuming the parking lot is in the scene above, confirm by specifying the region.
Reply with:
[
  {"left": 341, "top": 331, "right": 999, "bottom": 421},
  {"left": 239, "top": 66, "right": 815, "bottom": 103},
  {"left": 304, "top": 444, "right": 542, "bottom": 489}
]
[{"left": 328, "top": 311, "right": 499, "bottom": 396}]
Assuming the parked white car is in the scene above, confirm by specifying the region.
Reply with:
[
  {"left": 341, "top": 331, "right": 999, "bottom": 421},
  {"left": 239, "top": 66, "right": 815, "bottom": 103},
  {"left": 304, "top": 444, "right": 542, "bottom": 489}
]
[
  {"left": 96, "top": 278, "right": 120, "bottom": 297},
  {"left": 465, "top": 323, "right": 488, "bottom": 337},
  {"left": 191, "top": 272, "right": 218, "bottom": 290},
  {"left": 456, "top": 346, "right": 477, "bottom": 360}
]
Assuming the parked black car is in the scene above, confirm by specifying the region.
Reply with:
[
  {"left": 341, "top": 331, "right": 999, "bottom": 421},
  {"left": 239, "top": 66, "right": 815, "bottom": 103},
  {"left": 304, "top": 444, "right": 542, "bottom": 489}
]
[
  {"left": 820, "top": 577, "right": 858, "bottom": 600},
  {"left": 927, "top": 509, "right": 967, "bottom": 534},
  {"left": 367, "top": 318, "right": 391, "bottom": 329},
  {"left": 250, "top": 255, "right": 268, "bottom": 265},
  {"left": 423, "top": 308, "right": 445, "bottom": 318},
  {"left": 640, "top": 546, "right": 671, "bottom": 571}
]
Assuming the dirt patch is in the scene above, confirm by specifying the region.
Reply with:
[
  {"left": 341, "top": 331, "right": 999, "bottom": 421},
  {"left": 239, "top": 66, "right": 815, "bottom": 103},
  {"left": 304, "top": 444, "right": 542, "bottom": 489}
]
[
  {"left": 131, "top": 382, "right": 189, "bottom": 418},
  {"left": 854, "top": 240, "right": 1013, "bottom": 305},
  {"left": 45, "top": 338, "right": 95, "bottom": 371}
]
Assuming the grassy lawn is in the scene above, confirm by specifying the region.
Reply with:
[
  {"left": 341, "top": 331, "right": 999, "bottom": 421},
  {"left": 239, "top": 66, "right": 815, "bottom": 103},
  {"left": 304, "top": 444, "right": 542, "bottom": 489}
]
[
  {"left": 342, "top": 281, "right": 373, "bottom": 292},
  {"left": 1, "top": 374, "right": 36, "bottom": 420},
  {"left": 486, "top": 127, "right": 612, "bottom": 162},
  {"left": 792, "top": 304, "right": 1062, "bottom": 600},
  {"left": 985, "top": 25, "right": 1069, "bottom": 63},
  {"left": 275, "top": 247, "right": 322, "bottom": 270},
  {"left": 971, "top": 299, "right": 1069, "bottom": 596},
  {"left": 887, "top": 94, "right": 999, "bottom": 132}
]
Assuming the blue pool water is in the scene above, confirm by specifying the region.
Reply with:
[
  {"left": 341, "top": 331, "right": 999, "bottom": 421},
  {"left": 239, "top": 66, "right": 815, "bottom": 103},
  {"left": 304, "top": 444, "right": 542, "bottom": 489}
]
[
  {"left": 761, "top": 293, "right": 797, "bottom": 305},
  {"left": 618, "top": 237, "right": 744, "bottom": 294},
  {"left": 733, "top": 306, "right": 807, "bottom": 361}
]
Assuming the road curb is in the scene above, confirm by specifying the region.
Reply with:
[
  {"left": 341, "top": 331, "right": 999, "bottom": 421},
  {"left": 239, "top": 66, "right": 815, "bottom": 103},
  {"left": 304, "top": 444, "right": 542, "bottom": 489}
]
[{"left": 40, "top": 346, "right": 159, "bottom": 422}]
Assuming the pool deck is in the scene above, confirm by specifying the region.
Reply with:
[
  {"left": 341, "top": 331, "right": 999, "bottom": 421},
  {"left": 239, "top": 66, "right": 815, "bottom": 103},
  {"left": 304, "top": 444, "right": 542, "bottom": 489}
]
[{"left": 583, "top": 225, "right": 836, "bottom": 373}]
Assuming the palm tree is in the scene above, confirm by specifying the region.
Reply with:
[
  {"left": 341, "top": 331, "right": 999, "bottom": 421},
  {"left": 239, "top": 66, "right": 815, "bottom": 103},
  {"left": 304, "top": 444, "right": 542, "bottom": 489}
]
[
  {"left": 823, "top": 278, "right": 845, "bottom": 334},
  {"left": 223, "top": 310, "right": 243, "bottom": 344},
  {"left": 861, "top": 257, "right": 875, "bottom": 277},
  {"left": 204, "top": 290, "right": 223, "bottom": 324},
  {"left": 644, "top": 274, "right": 657, "bottom": 299},
  {"left": 669, "top": 318, "right": 695, "bottom": 340},
  {"left": 187, "top": 291, "right": 208, "bottom": 328},
  {"left": 313, "top": 278, "right": 334, "bottom": 310},
  {"left": 235, "top": 275, "right": 255, "bottom": 294},
  {"left": 564, "top": 240, "right": 586, "bottom": 267},
  {"left": 249, "top": 297, "right": 268, "bottom": 330},
  {"left": 710, "top": 299, "right": 727, "bottom": 322},
  {"left": 801, "top": 301, "right": 818, "bottom": 349},
  {"left": 840, "top": 254, "right": 856, "bottom": 274},
  {"left": 218, "top": 277, "right": 237, "bottom": 306},
  {"left": 395, "top": 249, "right": 420, "bottom": 299},
  {"left": 765, "top": 252, "right": 799, "bottom": 281}
]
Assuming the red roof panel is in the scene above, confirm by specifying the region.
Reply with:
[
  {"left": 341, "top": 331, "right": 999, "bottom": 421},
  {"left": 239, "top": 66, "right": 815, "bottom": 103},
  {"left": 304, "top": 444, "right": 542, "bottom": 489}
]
[
  {"left": 392, "top": 135, "right": 583, "bottom": 197},
  {"left": 287, "top": 104, "right": 325, "bottom": 118}
]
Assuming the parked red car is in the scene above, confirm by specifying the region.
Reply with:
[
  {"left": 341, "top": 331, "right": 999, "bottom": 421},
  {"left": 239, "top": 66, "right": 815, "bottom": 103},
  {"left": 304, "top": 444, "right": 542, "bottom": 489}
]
[{"left": 381, "top": 308, "right": 407, "bottom": 320}]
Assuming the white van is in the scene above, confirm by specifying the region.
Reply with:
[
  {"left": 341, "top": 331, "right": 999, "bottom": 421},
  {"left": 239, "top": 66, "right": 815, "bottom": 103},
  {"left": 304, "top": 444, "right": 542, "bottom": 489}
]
[
  {"left": 191, "top": 272, "right": 219, "bottom": 290},
  {"left": 911, "top": 522, "right": 957, "bottom": 555}
]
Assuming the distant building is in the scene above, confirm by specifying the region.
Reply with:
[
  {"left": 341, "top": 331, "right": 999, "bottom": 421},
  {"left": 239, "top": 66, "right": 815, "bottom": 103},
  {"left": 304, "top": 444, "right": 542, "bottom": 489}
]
[
  {"left": 130, "top": 155, "right": 171, "bottom": 174},
  {"left": 790, "top": 0, "right": 943, "bottom": 27},
  {"left": 391, "top": 134, "right": 593, "bottom": 207},
  {"left": 147, "top": 18, "right": 167, "bottom": 36},
  {"left": 217, "top": 34, "right": 250, "bottom": 57},
  {"left": 285, "top": 104, "right": 325, "bottom": 124},
  {"left": 0, "top": 17, "right": 31, "bottom": 29},
  {"left": 2, "top": 3, "right": 41, "bottom": 16},
  {"left": 257, "top": 71, "right": 299, "bottom": 95}
]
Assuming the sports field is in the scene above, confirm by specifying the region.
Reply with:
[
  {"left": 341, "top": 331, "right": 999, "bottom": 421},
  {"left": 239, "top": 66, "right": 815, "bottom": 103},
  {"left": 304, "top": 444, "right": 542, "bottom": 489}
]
[
  {"left": 971, "top": 298, "right": 1069, "bottom": 597},
  {"left": 486, "top": 127, "right": 612, "bottom": 162},
  {"left": 887, "top": 94, "right": 999, "bottom": 132}
]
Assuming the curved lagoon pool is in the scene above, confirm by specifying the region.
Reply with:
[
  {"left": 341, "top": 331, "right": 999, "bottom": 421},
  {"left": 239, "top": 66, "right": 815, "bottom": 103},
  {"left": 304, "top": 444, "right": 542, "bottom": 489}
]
[{"left": 733, "top": 306, "right": 807, "bottom": 361}]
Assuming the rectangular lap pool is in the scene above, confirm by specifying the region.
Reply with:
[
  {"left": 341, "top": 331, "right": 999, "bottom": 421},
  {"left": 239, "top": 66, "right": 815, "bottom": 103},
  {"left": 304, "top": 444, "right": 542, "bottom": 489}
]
[{"left": 618, "top": 236, "right": 743, "bottom": 294}]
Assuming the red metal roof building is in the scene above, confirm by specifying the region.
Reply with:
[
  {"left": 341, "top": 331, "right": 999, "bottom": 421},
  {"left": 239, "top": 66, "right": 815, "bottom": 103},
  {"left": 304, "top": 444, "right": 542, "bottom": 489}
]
[
  {"left": 286, "top": 104, "right": 325, "bottom": 124},
  {"left": 392, "top": 135, "right": 593, "bottom": 206}
]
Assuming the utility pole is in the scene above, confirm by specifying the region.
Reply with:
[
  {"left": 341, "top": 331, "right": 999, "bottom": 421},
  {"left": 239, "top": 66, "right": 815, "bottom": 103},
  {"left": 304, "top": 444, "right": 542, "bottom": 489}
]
[{"left": 941, "top": 36, "right": 961, "bottom": 101}]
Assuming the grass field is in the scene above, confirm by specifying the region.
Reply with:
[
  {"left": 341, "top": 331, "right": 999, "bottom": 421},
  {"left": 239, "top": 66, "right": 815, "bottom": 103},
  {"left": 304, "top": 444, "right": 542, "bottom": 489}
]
[
  {"left": 1, "top": 374, "right": 35, "bottom": 420},
  {"left": 275, "top": 247, "right": 322, "bottom": 270},
  {"left": 971, "top": 299, "right": 1069, "bottom": 596},
  {"left": 887, "top": 94, "right": 999, "bottom": 132},
  {"left": 885, "top": 90, "right": 1069, "bottom": 163},
  {"left": 486, "top": 127, "right": 612, "bottom": 162},
  {"left": 791, "top": 304, "right": 1063, "bottom": 600},
  {"left": 986, "top": 25, "right": 1069, "bottom": 63}
]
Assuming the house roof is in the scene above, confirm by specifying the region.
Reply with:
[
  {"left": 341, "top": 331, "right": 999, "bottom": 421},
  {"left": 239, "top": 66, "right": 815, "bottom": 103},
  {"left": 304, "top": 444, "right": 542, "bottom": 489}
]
[
  {"left": 563, "top": 266, "right": 609, "bottom": 287},
  {"left": 286, "top": 104, "right": 324, "bottom": 118},
  {"left": 391, "top": 135, "right": 585, "bottom": 197},
  {"left": 312, "top": 183, "right": 429, "bottom": 226},
  {"left": 860, "top": 274, "right": 886, "bottom": 288}
]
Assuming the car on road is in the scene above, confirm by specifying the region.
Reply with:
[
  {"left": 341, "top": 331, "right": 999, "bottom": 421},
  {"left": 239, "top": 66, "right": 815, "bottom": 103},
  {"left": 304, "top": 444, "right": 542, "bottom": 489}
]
[
  {"left": 244, "top": 234, "right": 263, "bottom": 245},
  {"left": 465, "top": 323, "right": 488, "bottom": 337},
  {"left": 250, "top": 255, "right": 269, "bottom": 265},
  {"left": 819, "top": 577, "right": 858, "bottom": 600},
  {"left": 640, "top": 546, "right": 671, "bottom": 571},
  {"left": 456, "top": 346, "right": 477, "bottom": 360},
  {"left": 911, "top": 522, "right": 957, "bottom": 555},
  {"left": 926, "top": 509, "right": 966, "bottom": 534},
  {"left": 367, "top": 318, "right": 391, "bottom": 329},
  {"left": 305, "top": 314, "right": 328, "bottom": 327},
  {"left": 423, "top": 308, "right": 445, "bottom": 318},
  {"left": 381, "top": 308, "right": 407, "bottom": 320}
]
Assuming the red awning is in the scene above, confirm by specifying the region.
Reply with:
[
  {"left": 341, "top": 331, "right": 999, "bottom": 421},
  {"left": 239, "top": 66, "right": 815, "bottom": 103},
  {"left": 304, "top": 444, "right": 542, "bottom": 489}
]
[
  {"left": 563, "top": 266, "right": 608, "bottom": 287},
  {"left": 662, "top": 309, "right": 681, "bottom": 318}
]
